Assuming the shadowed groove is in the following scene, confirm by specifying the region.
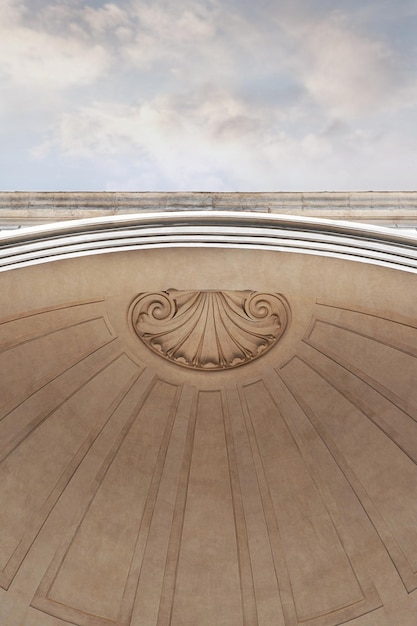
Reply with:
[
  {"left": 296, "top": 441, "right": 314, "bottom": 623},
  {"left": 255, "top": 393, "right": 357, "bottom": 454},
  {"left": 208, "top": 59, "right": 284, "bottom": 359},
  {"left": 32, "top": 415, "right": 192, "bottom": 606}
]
[
  {"left": 310, "top": 316, "right": 417, "bottom": 360},
  {"left": 31, "top": 368, "right": 159, "bottom": 625},
  {"left": 239, "top": 379, "right": 380, "bottom": 626},
  {"left": 264, "top": 369, "right": 383, "bottom": 622},
  {"left": 0, "top": 298, "right": 106, "bottom": 327},
  {"left": 222, "top": 388, "right": 259, "bottom": 626},
  {"left": 237, "top": 383, "right": 298, "bottom": 626},
  {"left": 279, "top": 357, "right": 417, "bottom": 593},
  {"left": 0, "top": 361, "right": 142, "bottom": 591},
  {"left": 0, "top": 338, "right": 121, "bottom": 461},
  {"left": 118, "top": 382, "right": 184, "bottom": 625},
  {"left": 0, "top": 315, "right": 111, "bottom": 354},
  {"left": 298, "top": 342, "right": 417, "bottom": 466},
  {"left": 156, "top": 386, "right": 198, "bottom": 626},
  {"left": 304, "top": 327, "right": 417, "bottom": 422},
  {"left": 0, "top": 317, "right": 116, "bottom": 421}
]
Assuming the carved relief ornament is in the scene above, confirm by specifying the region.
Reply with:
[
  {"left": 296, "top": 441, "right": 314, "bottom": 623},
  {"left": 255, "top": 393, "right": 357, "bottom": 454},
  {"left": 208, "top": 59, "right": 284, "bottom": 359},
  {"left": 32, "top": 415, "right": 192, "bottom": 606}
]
[{"left": 130, "top": 290, "right": 290, "bottom": 370}]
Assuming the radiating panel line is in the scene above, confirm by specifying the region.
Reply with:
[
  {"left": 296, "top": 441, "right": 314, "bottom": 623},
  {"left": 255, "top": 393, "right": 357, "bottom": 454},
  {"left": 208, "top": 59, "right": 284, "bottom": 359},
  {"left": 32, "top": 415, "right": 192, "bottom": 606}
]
[
  {"left": 168, "top": 390, "right": 244, "bottom": 625},
  {"left": 316, "top": 301, "right": 417, "bottom": 330},
  {"left": 304, "top": 333, "right": 417, "bottom": 422},
  {"left": 309, "top": 317, "right": 417, "bottom": 359},
  {"left": 297, "top": 343, "right": 417, "bottom": 467},
  {"left": 263, "top": 369, "right": 383, "bottom": 622},
  {"left": 156, "top": 386, "right": 197, "bottom": 626},
  {"left": 242, "top": 379, "right": 379, "bottom": 626},
  {"left": 0, "top": 298, "right": 105, "bottom": 327},
  {"left": 0, "top": 362, "right": 142, "bottom": 591},
  {"left": 222, "top": 388, "right": 258, "bottom": 626},
  {"left": 118, "top": 382, "right": 184, "bottom": 625},
  {"left": 278, "top": 360, "right": 417, "bottom": 594},
  {"left": 0, "top": 333, "right": 118, "bottom": 422},
  {"left": 0, "top": 315, "right": 112, "bottom": 355},
  {"left": 224, "top": 384, "right": 286, "bottom": 626},
  {"left": 237, "top": 384, "right": 298, "bottom": 626},
  {"left": 0, "top": 338, "right": 121, "bottom": 462},
  {"left": 31, "top": 369, "right": 158, "bottom": 624}
]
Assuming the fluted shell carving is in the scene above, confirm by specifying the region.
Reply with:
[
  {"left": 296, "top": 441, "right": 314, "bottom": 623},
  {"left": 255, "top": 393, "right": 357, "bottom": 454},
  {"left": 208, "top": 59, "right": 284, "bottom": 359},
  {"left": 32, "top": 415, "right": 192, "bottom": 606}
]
[{"left": 130, "top": 290, "right": 290, "bottom": 370}]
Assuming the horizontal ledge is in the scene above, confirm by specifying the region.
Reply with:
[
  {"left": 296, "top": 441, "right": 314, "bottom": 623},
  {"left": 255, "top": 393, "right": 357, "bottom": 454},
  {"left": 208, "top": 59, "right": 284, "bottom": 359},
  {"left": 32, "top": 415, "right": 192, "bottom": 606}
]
[
  {"left": 2, "top": 191, "right": 417, "bottom": 227},
  {"left": 2, "top": 191, "right": 417, "bottom": 206}
]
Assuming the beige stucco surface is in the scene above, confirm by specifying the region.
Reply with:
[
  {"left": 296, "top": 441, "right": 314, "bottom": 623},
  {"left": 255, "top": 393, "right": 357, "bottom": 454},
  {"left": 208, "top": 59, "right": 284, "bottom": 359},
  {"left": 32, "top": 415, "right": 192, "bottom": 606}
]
[{"left": 1, "top": 227, "right": 417, "bottom": 625}]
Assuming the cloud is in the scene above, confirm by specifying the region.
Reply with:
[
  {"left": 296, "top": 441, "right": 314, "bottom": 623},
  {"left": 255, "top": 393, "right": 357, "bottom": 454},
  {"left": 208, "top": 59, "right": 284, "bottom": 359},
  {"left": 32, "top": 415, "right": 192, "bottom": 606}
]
[
  {"left": 82, "top": 3, "right": 131, "bottom": 36},
  {"left": 294, "top": 14, "right": 403, "bottom": 118},
  {"left": 119, "top": 1, "right": 224, "bottom": 73},
  {"left": 29, "top": 78, "right": 417, "bottom": 193},
  {"left": 28, "top": 86, "right": 271, "bottom": 190},
  {"left": 20, "top": 89, "right": 361, "bottom": 190},
  {"left": 35, "top": 85, "right": 263, "bottom": 158},
  {"left": 0, "top": 32, "right": 108, "bottom": 89},
  {"left": 0, "top": 1, "right": 109, "bottom": 90},
  {"left": 2, "top": 0, "right": 417, "bottom": 191}
]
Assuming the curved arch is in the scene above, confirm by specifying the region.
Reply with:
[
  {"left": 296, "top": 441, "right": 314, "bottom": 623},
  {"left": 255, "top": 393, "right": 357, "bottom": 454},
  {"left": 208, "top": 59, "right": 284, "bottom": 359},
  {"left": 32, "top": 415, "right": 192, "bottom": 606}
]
[{"left": 1, "top": 211, "right": 417, "bottom": 272}]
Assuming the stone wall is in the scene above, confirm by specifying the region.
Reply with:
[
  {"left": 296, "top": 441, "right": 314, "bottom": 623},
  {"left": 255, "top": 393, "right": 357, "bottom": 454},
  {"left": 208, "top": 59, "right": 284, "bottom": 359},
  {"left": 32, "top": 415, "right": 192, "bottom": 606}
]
[{"left": 1, "top": 191, "right": 417, "bottom": 230}]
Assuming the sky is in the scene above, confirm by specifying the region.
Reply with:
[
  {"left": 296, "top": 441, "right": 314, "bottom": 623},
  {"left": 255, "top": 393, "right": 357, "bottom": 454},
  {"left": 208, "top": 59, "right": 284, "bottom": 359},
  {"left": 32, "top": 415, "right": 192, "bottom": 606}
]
[{"left": 0, "top": 0, "right": 416, "bottom": 191}]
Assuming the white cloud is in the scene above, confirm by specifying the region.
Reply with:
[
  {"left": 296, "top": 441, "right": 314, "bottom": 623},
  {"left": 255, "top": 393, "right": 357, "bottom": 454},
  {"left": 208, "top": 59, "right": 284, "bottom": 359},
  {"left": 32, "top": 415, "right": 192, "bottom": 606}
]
[
  {"left": 286, "top": 13, "right": 410, "bottom": 119},
  {"left": 0, "top": 0, "right": 25, "bottom": 27},
  {"left": 0, "top": 31, "right": 108, "bottom": 89},
  {"left": 28, "top": 88, "right": 268, "bottom": 188},
  {"left": 82, "top": 3, "right": 130, "bottom": 35},
  {"left": 23, "top": 91, "right": 338, "bottom": 190},
  {"left": 0, "top": 2, "right": 109, "bottom": 89},
  {"left": 121, "top": 0, "right": 219, "bottom": 69},
  {"left": 31, "top": 81, "right": 417, "bottom": 192},
  {"left": 2, "top": 0, "right": 417, "bottom": 191}
]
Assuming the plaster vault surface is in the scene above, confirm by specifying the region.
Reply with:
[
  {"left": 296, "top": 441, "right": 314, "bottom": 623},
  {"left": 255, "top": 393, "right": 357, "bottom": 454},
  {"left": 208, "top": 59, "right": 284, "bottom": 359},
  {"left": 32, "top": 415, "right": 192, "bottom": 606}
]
[{"left": 1, "top": 211, "right": 417, "bottom": 626}]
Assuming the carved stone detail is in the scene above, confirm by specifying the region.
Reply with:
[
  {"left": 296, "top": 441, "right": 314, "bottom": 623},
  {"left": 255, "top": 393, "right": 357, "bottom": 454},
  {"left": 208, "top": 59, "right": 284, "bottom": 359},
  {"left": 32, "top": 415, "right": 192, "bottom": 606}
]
[{"left": 130, "top": 290, "right": 290, "bottom": 370}]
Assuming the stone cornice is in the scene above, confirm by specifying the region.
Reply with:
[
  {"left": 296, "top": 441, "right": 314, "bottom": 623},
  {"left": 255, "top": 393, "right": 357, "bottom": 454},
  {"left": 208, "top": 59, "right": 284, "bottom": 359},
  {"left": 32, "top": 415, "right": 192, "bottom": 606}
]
[{"left": 1, "top": 191, "right": 417, "bottom": 226}]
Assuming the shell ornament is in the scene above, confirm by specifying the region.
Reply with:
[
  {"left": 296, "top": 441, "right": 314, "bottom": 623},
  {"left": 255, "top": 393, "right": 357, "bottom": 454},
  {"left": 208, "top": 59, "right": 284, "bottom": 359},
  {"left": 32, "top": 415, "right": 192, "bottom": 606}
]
[{"left": 130, "top": 290, "right": 290, "bottom": 370}]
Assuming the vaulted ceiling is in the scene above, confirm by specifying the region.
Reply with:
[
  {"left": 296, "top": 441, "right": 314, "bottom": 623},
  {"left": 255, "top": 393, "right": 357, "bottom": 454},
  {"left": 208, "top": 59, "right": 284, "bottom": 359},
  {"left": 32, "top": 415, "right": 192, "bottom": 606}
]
[{"left": 1, "top": 212, "right": 417, "bottom": 626}]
